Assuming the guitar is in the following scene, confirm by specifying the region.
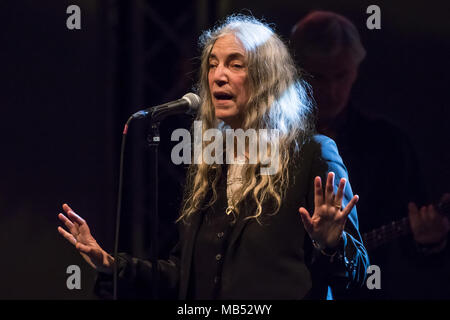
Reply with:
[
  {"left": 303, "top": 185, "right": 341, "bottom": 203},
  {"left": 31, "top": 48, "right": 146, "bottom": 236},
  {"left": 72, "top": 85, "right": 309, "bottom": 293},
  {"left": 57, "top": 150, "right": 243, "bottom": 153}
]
[{"left": 362, "top": 197, "right": 450, "bottom": 251}]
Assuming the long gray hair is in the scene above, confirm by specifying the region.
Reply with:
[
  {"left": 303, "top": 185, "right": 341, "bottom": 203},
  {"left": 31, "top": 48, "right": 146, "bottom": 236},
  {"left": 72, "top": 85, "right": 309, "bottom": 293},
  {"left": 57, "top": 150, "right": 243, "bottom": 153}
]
[{"left": 178, "top": 15, "right": 315, "bottom": 222}]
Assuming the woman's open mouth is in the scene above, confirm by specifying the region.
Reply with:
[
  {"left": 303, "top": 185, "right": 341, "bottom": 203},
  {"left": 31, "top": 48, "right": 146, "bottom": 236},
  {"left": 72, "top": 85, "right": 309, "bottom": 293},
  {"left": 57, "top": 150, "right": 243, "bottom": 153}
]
[{"left": 213, "top": 92, "right": 234, "bottom": 102}]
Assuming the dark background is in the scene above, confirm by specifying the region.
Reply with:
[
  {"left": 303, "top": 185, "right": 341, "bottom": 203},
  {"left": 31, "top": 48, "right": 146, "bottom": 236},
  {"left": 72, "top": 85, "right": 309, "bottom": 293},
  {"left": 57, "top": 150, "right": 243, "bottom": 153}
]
[{"left": 0, "top": 0, "right": 448, "bottom": 299}]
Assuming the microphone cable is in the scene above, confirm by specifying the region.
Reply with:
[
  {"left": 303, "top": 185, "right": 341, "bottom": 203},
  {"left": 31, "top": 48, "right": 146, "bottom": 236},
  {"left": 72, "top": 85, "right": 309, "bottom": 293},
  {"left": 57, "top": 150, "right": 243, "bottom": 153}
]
[{"left": 113, "top": 116, "right": 133, "bottom": 300}]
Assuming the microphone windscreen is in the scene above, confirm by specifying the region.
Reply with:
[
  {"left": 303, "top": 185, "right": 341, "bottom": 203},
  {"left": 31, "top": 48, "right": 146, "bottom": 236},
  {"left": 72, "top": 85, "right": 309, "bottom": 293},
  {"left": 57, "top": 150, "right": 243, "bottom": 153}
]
[{"left": 183, "top": 93, "right": 201, "bottom": 112}]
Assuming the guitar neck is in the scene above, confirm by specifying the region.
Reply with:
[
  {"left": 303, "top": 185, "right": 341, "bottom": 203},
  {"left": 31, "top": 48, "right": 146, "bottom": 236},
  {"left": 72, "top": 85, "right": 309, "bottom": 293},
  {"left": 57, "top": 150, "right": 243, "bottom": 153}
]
[
  {"left": 361, "top": 198, "right": 449, "bottom": 251},
  {"left": 362, "top": 217, "right": 411, "bottom": 251}
]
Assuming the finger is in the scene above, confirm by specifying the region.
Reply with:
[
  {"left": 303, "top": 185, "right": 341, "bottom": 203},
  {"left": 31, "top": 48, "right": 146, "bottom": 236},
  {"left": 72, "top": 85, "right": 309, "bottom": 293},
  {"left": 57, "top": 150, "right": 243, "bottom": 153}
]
[
  {"left": 408, "top": 202, "right": 419, "bottom": 217},
  {"left": 314, "top": 176, "right": 324, "bottom": 208},
  {"left": 58, "top": 226, "right": 77, "bottom": 246},
  {"left": 58, "top": 213, "right": 77, "bottom": 234},
  {"left": 427, "top": 205, "right": 437, "bottom": 219},
  {"left": 340, "top": 195, "right": 359, "bottom": 220},
  {"left": 62, "top": 203, "right": 73, "bottom": 214},
  {"left": 67, "top": 212, "right": 85, "bottom": 229},
  {"left": 419, "top": 205, "right": 427, "bottom": 222},
  {"left": 325, "top": 172, "right": 335, "bottom": 204},
  {"left": 408, "top": 202, "right": 420, "bottom": 227},
  {"left": 62, "top": 203, "right": 80, "bottom": 227},
  {"left": 299, "top": 207, "right": 313, "bottom": 234},
  {"left": 334, "top": 178, "right": 346, "bottom": 208},
  {"left": 62, "top": 203, "right": 86, "bottom": 226}
]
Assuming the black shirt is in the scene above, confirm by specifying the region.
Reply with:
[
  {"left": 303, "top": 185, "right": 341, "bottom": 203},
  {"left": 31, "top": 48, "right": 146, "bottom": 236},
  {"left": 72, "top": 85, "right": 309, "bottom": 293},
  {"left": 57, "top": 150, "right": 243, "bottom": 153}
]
[{"left": 189, "top": 205, "right": 236, "bottom": 299}]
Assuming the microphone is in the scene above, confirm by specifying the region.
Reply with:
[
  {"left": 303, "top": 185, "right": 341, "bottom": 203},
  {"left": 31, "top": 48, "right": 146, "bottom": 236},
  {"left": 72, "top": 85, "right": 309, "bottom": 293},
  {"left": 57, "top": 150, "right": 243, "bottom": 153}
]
[{"left": 131, "top": 92, "right": 201, "bottom": 121}]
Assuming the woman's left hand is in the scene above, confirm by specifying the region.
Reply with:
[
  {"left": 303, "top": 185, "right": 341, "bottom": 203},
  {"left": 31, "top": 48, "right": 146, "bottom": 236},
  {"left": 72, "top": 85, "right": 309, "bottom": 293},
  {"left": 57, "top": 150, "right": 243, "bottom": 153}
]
[{"left": 299, "top": 172, "right": 359, "bottom": 250}]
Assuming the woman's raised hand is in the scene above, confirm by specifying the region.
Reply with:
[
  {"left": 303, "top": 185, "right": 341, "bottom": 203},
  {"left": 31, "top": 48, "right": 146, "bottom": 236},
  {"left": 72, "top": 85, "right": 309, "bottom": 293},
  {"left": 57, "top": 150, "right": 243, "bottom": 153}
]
[
  {"left": 57, "top": 203, "right": 114, "bottom": 274},
  {"left": 299, "top": 172, "right": 359, "bottom": 250}
]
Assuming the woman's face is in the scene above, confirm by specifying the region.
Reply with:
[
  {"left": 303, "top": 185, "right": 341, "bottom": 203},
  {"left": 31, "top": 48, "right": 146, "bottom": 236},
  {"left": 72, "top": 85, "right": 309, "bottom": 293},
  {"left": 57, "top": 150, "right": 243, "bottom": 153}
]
[{"left": 208, "top": 34, "right": 250, "bottom": 128}]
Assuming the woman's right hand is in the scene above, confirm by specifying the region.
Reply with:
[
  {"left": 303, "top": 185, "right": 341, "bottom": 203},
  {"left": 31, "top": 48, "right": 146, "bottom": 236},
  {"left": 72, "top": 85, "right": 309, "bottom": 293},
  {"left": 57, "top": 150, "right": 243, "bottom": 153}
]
[{"left": 57, "top": 203, "right": 114, "bottom": 274}]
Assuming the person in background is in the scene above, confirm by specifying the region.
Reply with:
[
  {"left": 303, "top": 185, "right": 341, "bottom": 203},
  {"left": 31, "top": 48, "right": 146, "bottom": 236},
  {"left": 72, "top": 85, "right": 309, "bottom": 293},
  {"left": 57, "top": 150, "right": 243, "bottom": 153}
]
[{"left": 290, "top": 10, "right": 449, "bottom": 299}]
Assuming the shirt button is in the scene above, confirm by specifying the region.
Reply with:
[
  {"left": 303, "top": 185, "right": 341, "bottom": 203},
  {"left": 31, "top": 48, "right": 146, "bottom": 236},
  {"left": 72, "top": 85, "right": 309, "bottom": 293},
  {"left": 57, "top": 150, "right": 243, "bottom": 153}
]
[
  {"left": 217, "top": 232, "right": 224, "bottom": 238},
  {"left": 215, "top": 254, "right": 222, "bottom": 261}
]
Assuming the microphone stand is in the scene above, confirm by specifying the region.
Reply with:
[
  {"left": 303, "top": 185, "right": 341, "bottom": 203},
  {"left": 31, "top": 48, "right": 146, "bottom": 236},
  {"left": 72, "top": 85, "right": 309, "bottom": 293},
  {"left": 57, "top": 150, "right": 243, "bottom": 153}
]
[
  {"left": 114, "top": 94, "right": 198, "bottom": 300},
  {"left": 141, "top": 105, "right": 192, "bottom": 300},
  {"left": 147, "top": 120, "right": 160, "bottom": 300}
]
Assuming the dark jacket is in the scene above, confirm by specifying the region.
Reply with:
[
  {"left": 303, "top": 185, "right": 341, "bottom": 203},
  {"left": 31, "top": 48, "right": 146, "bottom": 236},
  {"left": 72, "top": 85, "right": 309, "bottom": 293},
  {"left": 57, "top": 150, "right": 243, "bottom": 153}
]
[{"left": 95, "top": 134, "right": 369, "bottom": 300}]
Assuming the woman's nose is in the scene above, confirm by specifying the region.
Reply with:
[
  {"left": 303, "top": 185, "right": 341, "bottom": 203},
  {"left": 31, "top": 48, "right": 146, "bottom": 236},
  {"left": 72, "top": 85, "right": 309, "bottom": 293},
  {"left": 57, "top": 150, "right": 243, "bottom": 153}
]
[{"left": 213, "top": 65, "right": 228, "bottom": 86}]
